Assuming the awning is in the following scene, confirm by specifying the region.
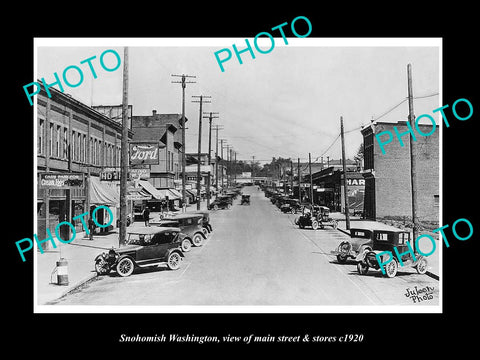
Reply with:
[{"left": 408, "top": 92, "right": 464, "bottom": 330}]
[
  {"left": 90, "top": 176, "right": 120, "bottom": 206},
  {"left": 138, "top": 180, "right": 164, "bottom": 200},
  {"left": 157, "top": 188, "right": 181, "bottom": 200}
]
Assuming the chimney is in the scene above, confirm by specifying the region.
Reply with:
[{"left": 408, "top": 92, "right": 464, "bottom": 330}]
[{"left": 152, "top": 110, "right": 157, "bottom": 116}]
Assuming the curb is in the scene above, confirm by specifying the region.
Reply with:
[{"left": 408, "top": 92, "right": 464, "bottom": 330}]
[
  {"left": 46, "top": 272, "right": 98, "bottom": 304},
  {"left": 335, "top": 227, "right": 439, "bottom": 281}
]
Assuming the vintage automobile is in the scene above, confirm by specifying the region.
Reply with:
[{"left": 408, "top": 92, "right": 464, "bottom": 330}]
[
  {"left": 157, "top": 213, "right": 206, "bottom": 252},
  {"left": 241, "top": 194, "right": 251, "bottom": 205},
  {"left": 297, "top": 205, "right": 338, "bottom": 230},
  {"left": 356, "top": 229, "right": 428, "bottom": 278},
  {"left": 332, "top": 228, "right": 374, "bottom": 263},
  {"left": 94, "top": 227, "right": 185, "bottom": 277},
  {"left": 280, "top": 199, "right": 302, "bottom": 214},
  {"left": 208, "top": 196, "right": 233, "bottom": 210},
  {"left": 184, "top": 210, "right": 213, "bottom": 235}
]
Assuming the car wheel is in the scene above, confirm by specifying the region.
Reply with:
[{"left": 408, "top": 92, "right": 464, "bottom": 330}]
[
  {"left": 299, "top": 222, "right": 305, "bottom": 229},
  {"left": 95, "top": 258, "right": 110, "bottom": 275},
  {"left": 167, "top": 252, "right": 182, "bottom": 270},
  {"left": 116, "top": 257, "right": 135, "bottom": 277},
  {"left": 294, "top": 217, "right": 299, "bottom": 225},
  {"left": 312, "top": 220, "right": 319, "bottom": 230},
  {"left": 384, "top": 259, "right": 398, "bottom": 278},
  {"left": 415, "top": 257, "right": 428, "bottom": 274},
  {"left": 181, "top": 238, "right": 192, "bottom": 252},
  {"left": 357, "top": 262, "right": 369, "bottom": 275},
  {"left": 331, "top": 220, "right": 338, "bottom": 229},
  {"left": 192, "top": 233, "right": 204, "bottom": 247},
  {"left": 213, "top": 204, "right": 218, "bottom": 210},
  {"left": 227, "top": 204, "right": 232, "bottom": 209},
  {"left": 202, "top": 227, "right": 209, "bottom": 237},
  {"left": 336, "top": 254, "right": 348, "bottom": 264}
]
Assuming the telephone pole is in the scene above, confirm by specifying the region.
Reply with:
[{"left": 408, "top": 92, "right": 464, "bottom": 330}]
[
  {"left": 340, "top": 116, "right": 351, "bottom": 230},
  {"left": 309, "top": 153, "right": 313, "bottom": 205},
  {"left": 171, "top": 74, "right": 196, "bottom": 208},
  {"left": 119, "top": 46, "right": 129, "bottom": 246},
  {"left": 220, "top": 139, "right": 226, "bottom": 191},
  {"left": 203, "top": 111, "right": 219, "bottom": 208},
  {"left": 213, "top": 125, "right": 224, "bottom": 195},
  {"left": 297, "top": 157, "right": 301, "bottom": 203},
  {"left": 290, "top": 160, "right": 293, "bottom": 195},
  {"left": 407, "top": 63, "right": 419, "bottom": 240},
  {"left": 192, "top": 95, "right": 211, "bottom": 210}
]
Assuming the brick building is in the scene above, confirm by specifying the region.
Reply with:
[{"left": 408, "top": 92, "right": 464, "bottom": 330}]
[
  {"left": 37, "top": 86, "right": 134, "bottom": 244},
  {"left": 361, "top": 120, "right": 439, "bottom": 224}
]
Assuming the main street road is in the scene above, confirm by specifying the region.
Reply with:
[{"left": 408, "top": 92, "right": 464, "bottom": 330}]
[{"left": 52, "top": 186, "right": 439, "bottom": 308}]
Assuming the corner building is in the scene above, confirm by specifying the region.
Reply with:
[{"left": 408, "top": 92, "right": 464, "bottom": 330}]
[{"left": 361, "top": 120, "right": 439, "bottom": 225}]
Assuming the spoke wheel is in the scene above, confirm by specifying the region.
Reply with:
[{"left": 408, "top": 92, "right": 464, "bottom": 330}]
[
  {"left": 312, "top": 220, "right": 319, "bottom": 230},
  {"left": 384, "top": 259, "right": 398, "bottom": 278},
  {"left": 181, "top": 239, "right": 192, "bottom": 252},
  {"left": 167, "top": 252, "right": 182, "bottom": 270},
  {"left": 95, "top": 258, "right": 109, "bottom": 275},
  {"left": 415, "top": 257, "right": 428, "bottom": 274},
  {"left": 192, "top": 233, "right": 204, "bottom": 247},
  {"left": 357, "top": 262, "right": 369, "bottom": 275},
  {"left": 116, "top": 257, "right": 134, "bottom": 277}
]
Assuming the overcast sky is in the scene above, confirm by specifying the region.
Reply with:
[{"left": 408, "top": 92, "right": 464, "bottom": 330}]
[{"left": 36, "top": 38, "right": 440, "bottom": 164}]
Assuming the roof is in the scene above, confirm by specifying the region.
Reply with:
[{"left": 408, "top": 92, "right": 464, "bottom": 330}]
[{"left": 127, "top": 226, "right": 181, "bottom": 235}]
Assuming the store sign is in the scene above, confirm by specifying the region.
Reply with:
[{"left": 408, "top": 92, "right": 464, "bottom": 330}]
[
  {"left": 100, "top": 169, "right": 120, "bottom": 181},
  {"left": 39, "top": 173, "right": 84, "bottom": 189},
  {"left": 130, "top": 142, "right": 159, "bottom": 165},
  {"left": 100, "top": 168, "right": 151, "bottom": 181},
  {"left": 347, "top": 179, "right": 365, "bottom": 186},
  {"left": 130, "top": 168, "right": 150, "bottom": 180}
]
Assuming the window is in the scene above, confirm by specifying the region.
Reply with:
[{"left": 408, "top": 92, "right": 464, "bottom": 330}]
[
  {"left": 49, "top": 123, "right": 54, "bottom": 156},
  {"left": 72, "top": 131, "right": 76, "bottom": 161},
  {"left": 82, "top": 134, "right": 86, "bottom": 163},
  {"left": 38, "top": 119, "right": 44, "bottom": 155},
  {"left": 434, "top": 195, "right": 439, "bottom": 207},
  {"left": 56, "top": 125, "right": 61, "bottom": 158},
  {"left": 63, "top": 128, "right": 68, "bottom": 159},
  {"left": 77, "top": 132, "right": 81, "bottom": 162},
  {"left": 375, "top": 232, "right": 389, "bottom": 241}
]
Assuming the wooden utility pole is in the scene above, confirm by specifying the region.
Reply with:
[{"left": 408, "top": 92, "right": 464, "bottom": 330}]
[
  {"left": 290, "top": 160, "right": 293, "bottom": 195},
  {"left": 192, "top": 95, "right": 211, "bottom": 210},
  {"left": 171, "top": 74, "right": 196, "bottom": 208},
  {"left": 220, "top": 139, "right": 225, "bottom": 191},
  {"left": 407, "top": 63, "right": 419, "bottom": 241},
  {"left": 297, "top": 157, "right": 301, "bottom": 203},
  {"left": 203, "top": 111, "right": 219, "bottom": 208},
  {"left": 119, "top": 46, "right": 129, "bottom": 246},
  {"left": 213, "top": 125, "right": 223, "bottom": 196},
  {"left": 309, "top": 153, "right": 313, "bottom": 205},
  {"left": 340, "top": 116, "right": 351, "bottom": 230}
]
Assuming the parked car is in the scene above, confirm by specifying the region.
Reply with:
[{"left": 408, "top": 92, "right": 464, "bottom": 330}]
[
  {"left": 183, "top": 210, "right": 213, "bottom": 236},
  {"left": 94, "top": 227, "right": 185, "bottom": 277},
  {"left": 280, "top": 199, "right": 302, "bottom": 214},
  {"left": 356, "top": 229, "right": 428, "bottom": 278},
  {"left": 157, "top": 213, "right": 206, "bottom": 252},
  {"left": 296, "top": 205, "right": 337, "bottom": 230},
  {"left": 208, "top": 196, "right": 233, "bottom": 210},
  {"left": 241, "top": 194, "right": 251, "bottom": 205},
  {"left": 331, "top": 228, "right": 374, "bottom": 263}
]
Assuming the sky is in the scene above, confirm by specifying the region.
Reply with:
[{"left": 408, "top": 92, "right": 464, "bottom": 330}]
[{"left": 36, "top": 38, "right": 440, "bottom": 165}]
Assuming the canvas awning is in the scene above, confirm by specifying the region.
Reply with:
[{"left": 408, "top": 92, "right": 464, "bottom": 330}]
[
  {"left": 157, "top": 188, "right": 181, "bottom": 200},
  {"left": 138, "top": 180, "right": 164, "bottom": 200},
  {"left": 89, "top": 176, "right": 120, "bottom": 206}
]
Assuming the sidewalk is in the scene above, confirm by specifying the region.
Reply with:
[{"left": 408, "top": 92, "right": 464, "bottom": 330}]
[
  {"left": 334, "top": 216, "right": 440, "bottom": 280},
  {"left": 36, "top": 201, "right": 209, "bottom": 306}
]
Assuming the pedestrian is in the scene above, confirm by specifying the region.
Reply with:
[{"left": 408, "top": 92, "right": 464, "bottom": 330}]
[
  {"left": 143, "top": 206, "right": 150, "bottom": 227},
  {"left": 88, "top": 217, "right": 96, "bottom": 240}
]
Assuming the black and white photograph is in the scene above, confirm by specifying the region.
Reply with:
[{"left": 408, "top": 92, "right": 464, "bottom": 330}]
[
  {"left": 32, "top": 38, "right": 442, "bottom": 311},
  {"left": 7, "top": 6, "right": 479, "bottom": 353}
]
